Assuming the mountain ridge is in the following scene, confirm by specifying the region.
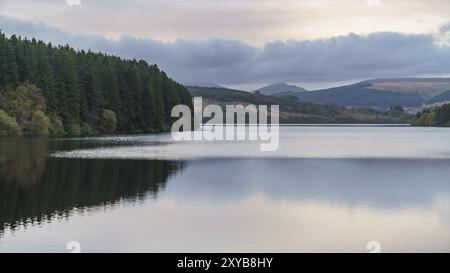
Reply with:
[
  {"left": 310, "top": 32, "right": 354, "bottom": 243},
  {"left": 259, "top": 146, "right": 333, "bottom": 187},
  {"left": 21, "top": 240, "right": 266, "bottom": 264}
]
[
  {"left": 273, "top": 78, "right": 450, "bottom": 110},
  {"left": 186, "top": 85, "right": 412, "bottom": 124},
  {"left": 253, "top": 82, "right": 307, "bottom": 96}
]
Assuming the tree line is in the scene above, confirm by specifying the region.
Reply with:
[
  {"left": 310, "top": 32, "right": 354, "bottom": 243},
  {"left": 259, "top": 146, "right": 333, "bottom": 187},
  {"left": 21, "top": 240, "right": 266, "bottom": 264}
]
[
  {"left": 412, "top": 103, "right": 450, "bottom": 127},
  {"left": 0, "top": 31, "right": 192, "bottom": 136}
]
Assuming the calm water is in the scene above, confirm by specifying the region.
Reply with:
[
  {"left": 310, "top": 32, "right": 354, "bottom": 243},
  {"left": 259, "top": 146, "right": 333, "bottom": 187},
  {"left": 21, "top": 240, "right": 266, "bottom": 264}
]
[{"left": 0, "top": 126, "right": 449, "bottom": 252}]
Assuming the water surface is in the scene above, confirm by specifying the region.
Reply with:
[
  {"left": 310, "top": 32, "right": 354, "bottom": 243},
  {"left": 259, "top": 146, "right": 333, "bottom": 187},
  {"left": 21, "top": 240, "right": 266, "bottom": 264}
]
[{"left": 0, "top": 126, "right": 449, "bottom": 252}]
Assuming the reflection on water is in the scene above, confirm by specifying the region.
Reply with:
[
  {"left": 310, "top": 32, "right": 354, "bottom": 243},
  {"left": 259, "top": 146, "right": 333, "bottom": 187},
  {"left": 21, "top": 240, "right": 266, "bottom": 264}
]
[
  {"left": 169, "top": 159, "right": 450, "bottom": 209},
  {"left": 52, "top": 126, "right": 450, "bottom": 159},
  {"left": 0, "top": 127, "right": 450, "bottom": 252},
  {"left": 0, "top": 138, "right": 183, "bottom": 234},
  {"left": 0, "top": 138, "right": 48, "bottom": 186}
]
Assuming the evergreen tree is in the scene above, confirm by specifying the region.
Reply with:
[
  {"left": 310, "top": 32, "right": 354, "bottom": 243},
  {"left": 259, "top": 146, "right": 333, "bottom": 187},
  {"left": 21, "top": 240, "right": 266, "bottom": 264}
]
[
  {"left": 0, "top": 33, "right": 19, "bottom": 86},
  {"left": 0, "top": 31, "right": 192, "bottom": 135}
]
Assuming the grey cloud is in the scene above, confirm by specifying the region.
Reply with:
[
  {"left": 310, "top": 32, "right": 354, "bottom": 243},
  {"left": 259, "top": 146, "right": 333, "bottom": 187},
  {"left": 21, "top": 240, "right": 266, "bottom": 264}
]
[{"left": 1, "top": 16, "right": 450, "bottom": 86}]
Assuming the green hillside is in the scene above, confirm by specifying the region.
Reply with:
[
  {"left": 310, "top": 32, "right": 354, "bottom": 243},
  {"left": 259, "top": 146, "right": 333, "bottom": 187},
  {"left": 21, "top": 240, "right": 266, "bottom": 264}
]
[
  {"left": 412, "top": 104, "right": 450, "bottom": 127},
  {"left": 0, "top": 32, "right": 192, "bottom": 136},
  {"left": 187, "top": 86, "right": 412, "bottom": 124}
]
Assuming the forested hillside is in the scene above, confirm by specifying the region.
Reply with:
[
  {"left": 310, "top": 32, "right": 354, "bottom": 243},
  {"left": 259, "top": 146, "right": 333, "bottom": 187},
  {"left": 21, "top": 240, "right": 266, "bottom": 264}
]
[
  {"left": 187, "top": 86, "right": 413, "bottom": 124},
  {"left": 412, "top": 104, "right": 450, "bottom": 127},
  {"left": 0, "top": 32, "right": 192, "bottom": 136}
]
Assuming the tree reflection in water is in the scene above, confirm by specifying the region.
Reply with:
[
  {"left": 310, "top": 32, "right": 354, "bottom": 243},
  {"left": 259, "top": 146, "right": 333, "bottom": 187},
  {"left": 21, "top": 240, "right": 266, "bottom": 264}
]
[{"left": 0, "top": 137, "right": 183, "bottom": 235}]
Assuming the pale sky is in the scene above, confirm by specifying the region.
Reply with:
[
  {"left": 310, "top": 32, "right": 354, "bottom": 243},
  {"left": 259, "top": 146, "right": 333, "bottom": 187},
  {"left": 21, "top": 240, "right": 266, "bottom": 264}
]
[
  {"left": 1, "top": 0, "right": 449, "bottom": 45},
  {"left": 1, "top": 0, "right": 449, "bottom": 88}
]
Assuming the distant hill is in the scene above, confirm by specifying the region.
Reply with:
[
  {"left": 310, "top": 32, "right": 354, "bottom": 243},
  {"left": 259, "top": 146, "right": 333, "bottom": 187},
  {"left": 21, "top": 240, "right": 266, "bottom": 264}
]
[
  {"left": 187, "top": 86, "right": 255, "bottom": 101},
  {"left": 292, "top": 81, "right": 423, "bottom": 109},
  {"left": 427, "top": 90, "right": 450, "bottom": 104},
  {"left": 263, "top": 78, "right": 450, "bottom": 110},
  {"left": 186, "top": 86, "right": 412, "bottom": 124},
  {"left": 185, "top": 82, "right": 223, "bottom": 88},
  {"left": 188, "top": 79, "right": 450, "bottom": 111},
  {"left": 363, "top": 78, "right": 450, "bottom": 100},
  {"left": 253, "top": 83, "right": 306, "bottom": 96}
]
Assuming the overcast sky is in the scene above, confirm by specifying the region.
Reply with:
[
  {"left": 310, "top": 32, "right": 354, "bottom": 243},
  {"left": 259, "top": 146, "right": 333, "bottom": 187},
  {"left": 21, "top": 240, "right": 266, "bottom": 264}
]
[{"left": 1, "top": 0, "right": 449, "bottom": 90}]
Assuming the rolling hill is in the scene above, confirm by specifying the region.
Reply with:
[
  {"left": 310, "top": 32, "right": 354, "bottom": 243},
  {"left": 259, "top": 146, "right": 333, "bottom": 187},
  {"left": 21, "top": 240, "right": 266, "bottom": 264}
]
[
  {"left": 253, "top": 83, "right": 306, "bottom": 96},
  {"left": 186, "top": 86, "right": 412, "bottom": 124},
  {"left": 274, "top": 78, "right": 450, "bottom": 110},
  {"left": 427, "top": 90, "right": 450, "bottom": 105},
  {"left": 364, "top": 78, "right": 450, "bottom": 100},
  {"left": 292, "top": 82, "right": 423, "bottom": 109}
]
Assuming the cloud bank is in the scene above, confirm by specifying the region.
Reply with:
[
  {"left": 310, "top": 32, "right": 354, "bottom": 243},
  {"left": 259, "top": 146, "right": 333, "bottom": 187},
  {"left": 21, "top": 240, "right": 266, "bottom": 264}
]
[{"left": 1, "top": 16, "right": 450, "bottom": 87}]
